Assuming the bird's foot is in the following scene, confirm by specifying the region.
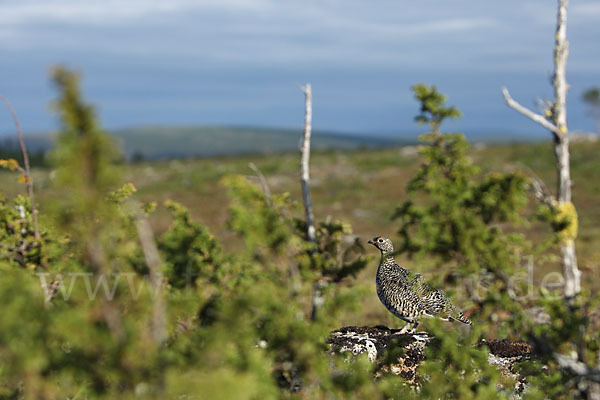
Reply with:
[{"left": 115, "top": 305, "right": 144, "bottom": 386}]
[{"left": 398, "top": 324, "right": 415, "bottom": 335}]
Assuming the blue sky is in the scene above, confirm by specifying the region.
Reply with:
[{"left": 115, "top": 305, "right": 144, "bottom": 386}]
[{"left": 0, "top": 0, "right": 599, "bottom": 138}]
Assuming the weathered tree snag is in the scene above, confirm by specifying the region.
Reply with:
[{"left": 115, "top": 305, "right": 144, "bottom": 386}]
[
  {"left": 300, "top": 83, "right": 316, "bottom": 244},
  {"left": 552, "top": 0, "right": 580, "bottom": 298},
  {"left": 299, "top": 84, "right": 325, "bottom": 321},
  {"left": 502, "top": 0, "right": 580, "bottom": 298}
]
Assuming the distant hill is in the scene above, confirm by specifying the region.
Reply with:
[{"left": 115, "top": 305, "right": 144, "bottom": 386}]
[
  {"left": 112, "top": 125, "right": 411, "bottom": 160},
  {"left": 0, "top": 125, "right": 412, "bottom": 161},
  {"left": 0, "top": 134, "right": 50, "bottom": 167},
  {"left": 2, "top": 125, "right": 556, "bottom": 162}
]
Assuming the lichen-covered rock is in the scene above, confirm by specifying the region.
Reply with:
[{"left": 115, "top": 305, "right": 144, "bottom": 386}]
[
  {"left": 327, "top": 325, "right": 533, "bottom": 388},
  {"left": 327, "top": 325, "right": 429, "bottom": 383},
  {"left": 478, "top": 339, "right": 532, "bottom": 396}
]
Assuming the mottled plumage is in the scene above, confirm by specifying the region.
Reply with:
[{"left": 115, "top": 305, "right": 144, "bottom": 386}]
[{"left": 368, "top": 235, "right": 471, "bottom": 333}]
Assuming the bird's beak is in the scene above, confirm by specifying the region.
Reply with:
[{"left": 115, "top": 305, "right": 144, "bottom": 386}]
[{"left": 367, "top": 239, "right": 374, "bottom": 245}]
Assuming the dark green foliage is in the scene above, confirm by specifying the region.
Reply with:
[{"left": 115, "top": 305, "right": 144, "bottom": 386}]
[
  {"left": 223, "top": 172, "right": 369, "bottom": 285},
  {"left": 583, "top": 87, "right": 600, "bottom": 107},
  {"left": 50, "top": 66, "right": 120, "bottom": 193},
  {"left": 0, "top": 67, "right": 376, "bottom": 398},
  {"left": 298, "top": 220, "right": 369, "bottom": 285},
  {"left": 47, "top": 66, "right": 125, "bottom": 268},
  {"left": 392, "top": 84, "right": 600, "bottom": 398},
  {"left": 419, "top": 322, "right": 507, "bottom": 400},
  {"left": 0, "top": 195, "right": 42, "bottom": 268},
  {"left": 412, "top": 83, "right": 462, "bottom": 133},
  {"left": 159, "top": 200, "right": 227, "bottom": 288},
  {"left": 519, "top": 291, "right": 600, "bottom": 399},
  {"left": 583, "top": 87, "right": 600, "bottom": 132},
  {"left": 0, "top": 264, "right": 50, "bottom": 398},
  {"left": 223, "top": 173, "right": 370, "bottom": 321},
  {"left": 393, "top": 132, "right": 529, "bottom": 285},
  {"left": 223, "top": 174, "right": 297, "bottom": 258},
  {"left": 396, "top": 87, "right": 530, "bottom": 297},
  {"left": 383, "top": 85, "right": 534, "bottom": 396}
]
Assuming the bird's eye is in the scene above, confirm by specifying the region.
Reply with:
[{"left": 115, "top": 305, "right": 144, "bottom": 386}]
[{"left": 378, "top": 239, "right": 383, "bottom": 243}]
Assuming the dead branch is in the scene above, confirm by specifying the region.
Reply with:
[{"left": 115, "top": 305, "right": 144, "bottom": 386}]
[
  {"left": 526, "top": 177, "right": 556, "bottom": 210},
  {"left": 510, "top": 162, "right": 557, "bottom": 209},
  {"left": 0, "top": 94, "right": 41, "bottom": 241},
  {"left": 501, "top": 88, "right": 562, "bottom": 139}
]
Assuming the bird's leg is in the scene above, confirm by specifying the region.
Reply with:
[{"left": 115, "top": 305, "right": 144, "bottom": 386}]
[
  {"left": 408, "top": 321, "right": 419, "bottom": 334},
  {"left": 398, "top": 321, "right": 413, "bottom": 334}
]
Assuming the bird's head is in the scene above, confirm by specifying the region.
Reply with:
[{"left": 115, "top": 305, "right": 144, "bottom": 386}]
[{"left": 367, "top": 235, "right": 394, "bottom": 255}]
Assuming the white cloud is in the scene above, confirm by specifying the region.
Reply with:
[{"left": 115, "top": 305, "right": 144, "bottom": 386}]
[
  {"left": 0, "top": 1, "right": 172, "bottom": 25},
  {"left": 0, "top": 0, "right": 503, "bottom": 67},
  {"left": 0, "top": 0, "right": 269, "bottom": 26},
  {"left": 0, "top": 0, "right": 596, "bottom": 74}
]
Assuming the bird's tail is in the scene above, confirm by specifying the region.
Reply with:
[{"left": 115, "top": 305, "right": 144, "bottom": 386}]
[
  {"left": 456, "top": 311, "right": 472, "bottom": 325},
  {"left": 436, "top": 309, "right": 472, "bottom": 325}
]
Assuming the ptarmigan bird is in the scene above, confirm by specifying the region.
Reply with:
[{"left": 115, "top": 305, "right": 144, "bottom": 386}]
[{"left": 368, "top": 235, "right": 471, "bottom": 334}]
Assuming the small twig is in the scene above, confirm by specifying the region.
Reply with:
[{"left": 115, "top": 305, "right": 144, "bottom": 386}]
[
  {"left": 246, "top": 162, "right": 300, "bottom": 281},
  {"left": 0, "top": 94, "right": 41, "bottom": 241},
  {"left": 507, "top": 161, "right": 557, "bottom": 209},
  {"left": 501, "top": 88, "right": 563, "bottom": 139},
  {"left": 527, "top": 178, "right": 556, "bottom": 210},
  {"left": 248, "top": 162, "right": 273, "bottom": 207}
]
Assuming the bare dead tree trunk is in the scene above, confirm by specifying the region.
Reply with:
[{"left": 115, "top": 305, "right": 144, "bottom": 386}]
[
  {"left": 0, "top": 95, "right": 41, "bottom": 241},
  {"left": 135, "top": 213, "right": 167, "bottom": 345},
  {"left": 502, "top": 0, "right": 580, "bottom": 298},
  {"left": 300, "top": 84, "right": 317, "bottom": 244},
  {"left": 299, "top": 84, "right": 325, "bottom": 320},
  {"left": 552, "top": 0, "right": 580, "bottom": 298}
]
